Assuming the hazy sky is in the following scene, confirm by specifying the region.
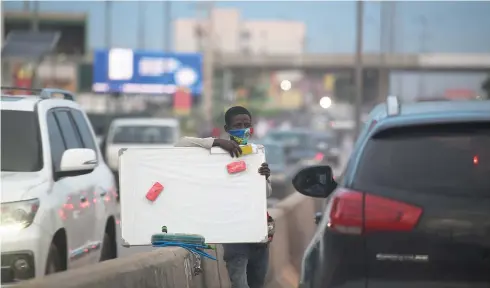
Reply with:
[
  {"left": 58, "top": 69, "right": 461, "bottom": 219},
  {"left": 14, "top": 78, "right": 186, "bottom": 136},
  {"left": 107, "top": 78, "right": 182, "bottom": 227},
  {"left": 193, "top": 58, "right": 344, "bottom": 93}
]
[{"left": 4, "top": 1, "right": 490, "bottom": 98}]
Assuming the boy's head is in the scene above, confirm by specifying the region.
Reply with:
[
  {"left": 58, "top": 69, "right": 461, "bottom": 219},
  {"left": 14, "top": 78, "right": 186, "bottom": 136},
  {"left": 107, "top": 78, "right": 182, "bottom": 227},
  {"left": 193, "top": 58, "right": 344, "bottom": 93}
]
[{"left": 224, "top": 106, "right": 252, "bottom": 132}]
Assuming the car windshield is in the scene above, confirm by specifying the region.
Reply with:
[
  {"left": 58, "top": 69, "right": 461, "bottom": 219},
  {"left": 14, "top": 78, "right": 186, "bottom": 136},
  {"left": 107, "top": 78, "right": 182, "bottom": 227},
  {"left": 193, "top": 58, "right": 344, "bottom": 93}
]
[
  {"left": 111, "top": 125, "right": 176, "bottom": 144},
  {"left": 1, "top": 110, "right": 43, "bottom": 172},
  {"left": 354, "top": 123, "right": 490, "bottom": 197},
  {"left": 263, "top": 144, "right": 285, "bottom": 165}
]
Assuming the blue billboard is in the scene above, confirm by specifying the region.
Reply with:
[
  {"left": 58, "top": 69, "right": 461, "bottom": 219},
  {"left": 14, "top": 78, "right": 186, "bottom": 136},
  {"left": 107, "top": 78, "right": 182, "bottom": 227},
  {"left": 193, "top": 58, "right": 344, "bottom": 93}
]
[{"left": 92, "top": 49, "right": 202, "bottom": 95}]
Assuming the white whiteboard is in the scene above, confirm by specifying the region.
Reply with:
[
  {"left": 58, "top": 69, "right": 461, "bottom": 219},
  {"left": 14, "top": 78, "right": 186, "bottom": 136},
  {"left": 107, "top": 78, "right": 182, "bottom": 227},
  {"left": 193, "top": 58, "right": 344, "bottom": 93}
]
[{"left": 119, "top": 146, "right": 268, "bottom": 246}]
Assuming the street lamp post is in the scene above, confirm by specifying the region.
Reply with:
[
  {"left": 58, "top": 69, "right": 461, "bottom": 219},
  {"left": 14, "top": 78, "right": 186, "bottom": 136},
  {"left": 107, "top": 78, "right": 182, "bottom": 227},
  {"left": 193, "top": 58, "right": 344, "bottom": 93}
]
[
  {"left": 418, "top": 15, "right": 428, "bottom": 98},
  {"left": 200, "top": 2, "right": 215, "bottom": 132},
  {"left": 164, "top": 1, "right": 172, "bottom": 52},
  {"left": 354, "top": 0, "right": 364, "bottom": 139}
]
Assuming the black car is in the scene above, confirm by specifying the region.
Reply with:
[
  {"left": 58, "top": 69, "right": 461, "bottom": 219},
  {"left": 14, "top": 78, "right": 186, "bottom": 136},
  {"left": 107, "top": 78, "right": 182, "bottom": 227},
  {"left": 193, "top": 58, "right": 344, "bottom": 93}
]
[{"left": 293, "top": 97, "right": 490, "bottom": 288}]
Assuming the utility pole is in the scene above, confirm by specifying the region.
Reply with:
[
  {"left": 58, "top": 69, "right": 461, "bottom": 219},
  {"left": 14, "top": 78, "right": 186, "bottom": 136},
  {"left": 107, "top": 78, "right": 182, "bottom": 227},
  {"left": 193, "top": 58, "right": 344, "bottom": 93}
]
[
  {"left": 201, "top": 2, "right": 214, "bottom": 132},
  {"left": 388, "top": 2, "right": 402, "bottom": 98},
  {"left": 31, "top": 1, "right": 39, "bottom": 31},
  {"left": 393, "top": 2, "right": 404, "bottom": 98},
  {"left": 23, "top": 0, "right": 30, "bottom": 11},
  {"left": 105, "top": 1, "right": 112, "bottom": 48},
  {"left": 164, "top": 1, "right": 172, "bottom": 52},
  {"left": 105, "top": 1, "right": 113, "bottom": 125},
  {"left": 138, "top": 1, "right": 145, "bottom": 50},
  {"left": 353, "top": 0, "right": 364, "bottom": 139},
  {"left": 418, "top": 15, "right": 428, "bottom": 98}
]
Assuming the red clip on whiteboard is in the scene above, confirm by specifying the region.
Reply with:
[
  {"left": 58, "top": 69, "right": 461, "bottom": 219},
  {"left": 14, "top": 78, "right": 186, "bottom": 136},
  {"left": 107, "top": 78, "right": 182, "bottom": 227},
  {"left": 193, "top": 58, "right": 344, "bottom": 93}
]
[
  {"left": 227, "top": 161, "right": 247, "bottom": 174},
  {"left": 146, "top": 182, "right": 164, "bottom": 202}
]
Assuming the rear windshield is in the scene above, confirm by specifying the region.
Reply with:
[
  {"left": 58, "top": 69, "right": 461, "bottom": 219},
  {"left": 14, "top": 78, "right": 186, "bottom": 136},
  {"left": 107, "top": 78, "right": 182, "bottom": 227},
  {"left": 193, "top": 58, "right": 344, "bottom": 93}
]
[
  {"left": 354, "top": 123, "right": 490, "bottom": 197},
  {"left": 110, "top": 125, "right": 176, "bottom": 144}
]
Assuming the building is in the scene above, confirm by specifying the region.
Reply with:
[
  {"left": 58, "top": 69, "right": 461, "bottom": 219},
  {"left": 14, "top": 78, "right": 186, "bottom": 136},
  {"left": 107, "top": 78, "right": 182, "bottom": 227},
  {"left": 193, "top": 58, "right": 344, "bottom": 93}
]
[
  {"left": 1, "top": 11, "right": 87, "bottom": 91},
  {"left": 173, "top": 8, "right": 306, "bottom": 55}
]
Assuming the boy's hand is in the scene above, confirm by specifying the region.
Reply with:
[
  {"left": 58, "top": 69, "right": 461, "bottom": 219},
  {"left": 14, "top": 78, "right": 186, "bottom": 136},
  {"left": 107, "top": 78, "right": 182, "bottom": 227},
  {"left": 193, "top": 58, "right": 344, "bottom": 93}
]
[
  {"left": 258, "top": 163, "right": 270, "bottom": 179},
  {"left": 214, "top": 139, "right": 242, "bottom": 158}
]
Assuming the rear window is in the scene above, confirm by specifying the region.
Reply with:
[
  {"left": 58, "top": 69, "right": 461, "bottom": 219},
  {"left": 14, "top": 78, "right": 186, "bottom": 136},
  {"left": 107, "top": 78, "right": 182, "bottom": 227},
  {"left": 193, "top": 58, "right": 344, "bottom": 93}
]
[
  {"left": 354, "top": 123, "right": 490, "bottom": 197},
  {"left": 110, "top": 125, "right": 176, "bottom": 144}
]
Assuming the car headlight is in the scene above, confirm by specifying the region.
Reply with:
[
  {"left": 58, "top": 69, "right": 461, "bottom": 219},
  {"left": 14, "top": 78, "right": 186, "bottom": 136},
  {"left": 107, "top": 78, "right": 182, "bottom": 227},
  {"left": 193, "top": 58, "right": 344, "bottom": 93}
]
[{"left": 0, "top": 199, "right": 40, "bottom": 234}]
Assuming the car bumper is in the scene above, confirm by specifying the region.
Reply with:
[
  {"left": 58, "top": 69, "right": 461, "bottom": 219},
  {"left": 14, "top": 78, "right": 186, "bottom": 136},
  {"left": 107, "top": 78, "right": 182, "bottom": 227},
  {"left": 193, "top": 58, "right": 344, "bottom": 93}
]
[{"left": 1, "top": 223, "right": 52, "bottom": 284}]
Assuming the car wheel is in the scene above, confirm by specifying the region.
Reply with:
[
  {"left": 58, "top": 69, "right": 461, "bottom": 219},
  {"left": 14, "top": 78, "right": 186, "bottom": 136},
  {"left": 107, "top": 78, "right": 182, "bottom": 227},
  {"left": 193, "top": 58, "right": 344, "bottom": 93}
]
[
  {"left": 45, "top": 243, "right": 62, "bottom": 275},
  {"left": 100, "top": 232, "right": 117, "bottom": 261}
]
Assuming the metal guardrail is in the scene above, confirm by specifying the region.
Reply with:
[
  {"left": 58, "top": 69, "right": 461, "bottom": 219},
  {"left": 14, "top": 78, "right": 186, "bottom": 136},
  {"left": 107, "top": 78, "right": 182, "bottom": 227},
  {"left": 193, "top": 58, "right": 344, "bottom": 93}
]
[{"left": 1, "top": 86, "right": 75, "bottom": 101}]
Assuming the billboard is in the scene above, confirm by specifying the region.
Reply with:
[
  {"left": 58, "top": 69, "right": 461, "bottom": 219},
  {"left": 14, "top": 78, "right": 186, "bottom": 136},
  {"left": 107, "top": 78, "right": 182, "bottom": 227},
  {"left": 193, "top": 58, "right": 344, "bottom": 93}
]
[{"left": 92, "top": 49, "right": 202, "bottom": 95}]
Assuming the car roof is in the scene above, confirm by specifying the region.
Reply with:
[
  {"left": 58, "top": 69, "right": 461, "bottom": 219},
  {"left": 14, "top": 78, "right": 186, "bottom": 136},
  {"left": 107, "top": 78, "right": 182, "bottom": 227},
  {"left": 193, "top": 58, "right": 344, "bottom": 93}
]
[
  {"left": 110, "top": 117, "right": 180, "bottom": 127},
  {"left": 256, "top": 139, "right": 285, "bottom": 147},
  {"left": 364, "top": 99, "right": 490, "bottom": 140},
  {"left": 1, "top": 95, "right": 79, "bottom": 112},
  {"left": 370, "top": 100, "right": 490, "bottom": 122},
  {"left": 1, "top": 95, "right": 43, "bottom": 111},
  {"left": 267, "top": 129, "right": 312, "bottom": 135}
]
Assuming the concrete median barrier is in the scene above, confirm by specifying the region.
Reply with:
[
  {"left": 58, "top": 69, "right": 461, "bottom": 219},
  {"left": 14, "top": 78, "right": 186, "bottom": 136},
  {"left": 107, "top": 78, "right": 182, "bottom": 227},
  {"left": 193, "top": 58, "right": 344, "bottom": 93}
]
[
  {"left": 17, "top": 192, "right": 318, "bottom": 288},
  {"left": 16, "top": 247, "right": 202, "bottom": 288}
]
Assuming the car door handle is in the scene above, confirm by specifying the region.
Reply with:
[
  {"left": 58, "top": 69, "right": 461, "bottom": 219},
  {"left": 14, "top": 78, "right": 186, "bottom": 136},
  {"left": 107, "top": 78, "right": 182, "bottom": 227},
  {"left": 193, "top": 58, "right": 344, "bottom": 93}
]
[{"left": 80, "top": 196, "right": 88, "bottom": 203}]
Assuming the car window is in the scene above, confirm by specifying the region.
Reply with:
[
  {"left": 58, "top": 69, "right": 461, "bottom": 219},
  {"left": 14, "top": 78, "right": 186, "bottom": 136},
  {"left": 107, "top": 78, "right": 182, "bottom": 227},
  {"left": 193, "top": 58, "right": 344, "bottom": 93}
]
[
  {"left": 354, "top": 123, "right": 490, "bottom": 197},
  {"left": 110, "top": 125, "right": 176, "bottom": 144},
  {"left": 47, "top": 112, "right": 66, "bottom": 172},
  {"left": 55, "top": 110, "right": 83, "bottom": 149},
  {"left": 1, "top": 110, "right": 43, "bottom": 172},
  {"left": 70, "top": 109, "right": 97, "bottom": 153}
]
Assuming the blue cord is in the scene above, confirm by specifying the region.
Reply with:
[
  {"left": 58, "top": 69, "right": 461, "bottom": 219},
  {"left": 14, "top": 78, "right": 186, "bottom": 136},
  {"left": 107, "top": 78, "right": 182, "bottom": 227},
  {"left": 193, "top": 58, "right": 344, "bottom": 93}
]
[{"left": 152, "top": 241, "right": 217, "bottom": 260}]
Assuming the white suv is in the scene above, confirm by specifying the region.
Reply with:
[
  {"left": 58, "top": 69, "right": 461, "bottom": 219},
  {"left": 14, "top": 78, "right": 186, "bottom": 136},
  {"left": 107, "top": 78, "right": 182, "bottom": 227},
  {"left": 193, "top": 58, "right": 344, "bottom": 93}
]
[{"left": 1, "top": 88, "right": 119, "bottom": 285}]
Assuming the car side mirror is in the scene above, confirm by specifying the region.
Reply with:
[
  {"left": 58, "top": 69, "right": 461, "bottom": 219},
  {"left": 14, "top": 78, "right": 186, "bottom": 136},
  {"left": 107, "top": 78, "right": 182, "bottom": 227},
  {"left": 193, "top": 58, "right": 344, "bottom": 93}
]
[
  {"left": 292, "top": 165, "right": 336, "bottom": 198},
  {"left": 57, "top": 148, "right": 97, "bottom": 178}
]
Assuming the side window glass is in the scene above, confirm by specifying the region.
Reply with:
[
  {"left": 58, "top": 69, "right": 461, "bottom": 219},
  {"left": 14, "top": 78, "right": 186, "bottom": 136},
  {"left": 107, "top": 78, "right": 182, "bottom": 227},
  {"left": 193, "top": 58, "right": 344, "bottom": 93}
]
[
  {"left": 55, "top": 111, "right": 83, "bottom": 149},
  {"left": 70, "top": 109, "right": 97, "bottom": 153},
  {"left": 47, "top": 112, "right": 66, "bottom": 171}
]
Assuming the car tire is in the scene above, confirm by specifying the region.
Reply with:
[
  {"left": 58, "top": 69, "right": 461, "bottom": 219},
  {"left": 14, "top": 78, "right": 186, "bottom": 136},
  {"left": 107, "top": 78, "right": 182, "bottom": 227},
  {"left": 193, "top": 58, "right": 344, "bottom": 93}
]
[
  {"left": 45, "top": 243, "right": 62, "bottom": 275},
  {"left": 100, "top": 232, "right": 117, "bottom": 262}
]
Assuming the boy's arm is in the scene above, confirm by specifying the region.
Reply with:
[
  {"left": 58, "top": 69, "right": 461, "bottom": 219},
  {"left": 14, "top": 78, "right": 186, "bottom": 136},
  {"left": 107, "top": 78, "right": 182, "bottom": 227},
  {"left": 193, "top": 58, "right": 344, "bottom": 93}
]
[
  {"left": 176, "top": 137, "right": 271, "bottom": 197},
  {"left": 266, "top": 179, "right": 272, "bottom": 198},
  {"left": 174, "top": 136, "right": 216, "bottom": 149}
]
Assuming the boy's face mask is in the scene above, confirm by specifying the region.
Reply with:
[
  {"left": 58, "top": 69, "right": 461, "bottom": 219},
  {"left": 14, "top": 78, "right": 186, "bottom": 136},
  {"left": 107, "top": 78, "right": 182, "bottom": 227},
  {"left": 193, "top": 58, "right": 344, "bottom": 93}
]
[{"left": 228, "top": 127, "right": 253, "bottom": 145}]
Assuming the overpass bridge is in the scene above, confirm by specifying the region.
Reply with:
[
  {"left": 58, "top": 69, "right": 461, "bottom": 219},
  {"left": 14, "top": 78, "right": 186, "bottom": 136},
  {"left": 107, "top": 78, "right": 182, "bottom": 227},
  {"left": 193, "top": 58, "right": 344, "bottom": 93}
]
[
  {"left": 214, "top": 53, "right": 490, "bottom": 72},
  {"left": 213, "top": 52, "right": 490, "bottom": 103}
]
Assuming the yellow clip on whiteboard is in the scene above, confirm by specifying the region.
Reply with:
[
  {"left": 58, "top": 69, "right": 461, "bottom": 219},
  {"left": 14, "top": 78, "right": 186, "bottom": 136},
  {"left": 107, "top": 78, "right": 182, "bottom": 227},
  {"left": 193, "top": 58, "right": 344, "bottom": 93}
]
[{"left": 119, "top": 145, "right": 268, "bottom": 246}]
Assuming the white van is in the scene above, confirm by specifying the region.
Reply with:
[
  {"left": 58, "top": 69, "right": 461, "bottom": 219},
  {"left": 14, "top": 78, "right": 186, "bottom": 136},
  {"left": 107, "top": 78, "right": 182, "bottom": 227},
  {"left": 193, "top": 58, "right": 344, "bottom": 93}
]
[{"left": 104, "top": 118, "right": 180, "bottom": 173}]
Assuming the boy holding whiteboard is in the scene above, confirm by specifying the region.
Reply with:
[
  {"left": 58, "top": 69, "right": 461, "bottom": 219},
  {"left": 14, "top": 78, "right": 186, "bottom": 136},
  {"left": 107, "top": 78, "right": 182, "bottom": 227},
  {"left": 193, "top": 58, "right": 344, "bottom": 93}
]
[{"left": 175, "top": 106, "right": 273, "bottom": 288}]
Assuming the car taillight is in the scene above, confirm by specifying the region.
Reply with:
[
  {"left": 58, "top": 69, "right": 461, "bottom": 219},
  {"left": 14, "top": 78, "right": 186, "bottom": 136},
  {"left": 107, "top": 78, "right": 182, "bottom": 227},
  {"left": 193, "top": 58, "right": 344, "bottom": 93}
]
[
  {"left": 314, "top": 152, "right": 324, "bottom": 161},
  {"left": 327, "top": 188, "right": 422, "bottom": 235}
]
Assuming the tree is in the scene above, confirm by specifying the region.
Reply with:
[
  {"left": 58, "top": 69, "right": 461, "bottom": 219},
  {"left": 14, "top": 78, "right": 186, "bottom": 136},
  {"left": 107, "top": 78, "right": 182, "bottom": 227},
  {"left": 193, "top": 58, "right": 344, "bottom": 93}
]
[{"left": 482, "top": 75, "right": 490, "bottom": 99}]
